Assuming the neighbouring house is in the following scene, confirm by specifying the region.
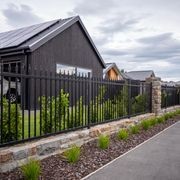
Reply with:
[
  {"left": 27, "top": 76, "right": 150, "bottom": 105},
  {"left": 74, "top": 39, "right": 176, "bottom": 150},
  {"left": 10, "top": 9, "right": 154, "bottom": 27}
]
[
  {"left": 103, "top": 63, "right": 123, "bottom": 80},
  {"left": 0, "top": 16, "right": 106, "bottom": 107},
  {"left": 124, "top": 70, "right": 155, "bottom": 82}
]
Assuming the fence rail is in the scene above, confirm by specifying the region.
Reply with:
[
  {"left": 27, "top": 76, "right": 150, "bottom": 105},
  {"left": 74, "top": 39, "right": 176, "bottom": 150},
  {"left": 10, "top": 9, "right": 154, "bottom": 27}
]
[
  {"left": 161, "top": 85, "right": 180, "bottom": 108},
  {"left": 0, "top": 69, "right": 152, "bottom": 147}
]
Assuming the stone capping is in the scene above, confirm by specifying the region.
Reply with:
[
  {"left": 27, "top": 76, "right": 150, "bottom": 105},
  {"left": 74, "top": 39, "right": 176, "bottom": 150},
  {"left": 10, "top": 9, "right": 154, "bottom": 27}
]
[
  {"left": 160, "top": 105, "right": 180, "bottom": 114},
  {"left": 0, "top": 107, "right": 178, "bottom": 173}
]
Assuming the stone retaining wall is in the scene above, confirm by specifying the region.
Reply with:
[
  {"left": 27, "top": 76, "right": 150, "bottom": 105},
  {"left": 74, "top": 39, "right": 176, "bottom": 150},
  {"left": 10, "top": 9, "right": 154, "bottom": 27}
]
[{"left": 0, "top": 113, "right": 154, "bottom": 172}]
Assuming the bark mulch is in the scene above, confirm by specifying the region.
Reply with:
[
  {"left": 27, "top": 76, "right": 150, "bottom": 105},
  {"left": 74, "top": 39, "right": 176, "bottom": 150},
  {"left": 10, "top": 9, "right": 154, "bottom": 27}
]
[{"left": 0, "top": 116, "right": 179, "bottom": 180}]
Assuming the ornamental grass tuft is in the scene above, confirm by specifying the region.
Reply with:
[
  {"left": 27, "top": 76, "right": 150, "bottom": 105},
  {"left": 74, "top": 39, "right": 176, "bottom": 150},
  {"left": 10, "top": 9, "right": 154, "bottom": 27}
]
[
  {"left": 117, "top": 129, "right": 129, "bottom": 141},
  {"left": 64, "top": 145, "right": 81, "bottom": 163},
  {"left": 98, "top": 135, "right": 110, "bottom": 150},
  {"left": 21, "top": 159, "right": 41, "bottom": 180}
]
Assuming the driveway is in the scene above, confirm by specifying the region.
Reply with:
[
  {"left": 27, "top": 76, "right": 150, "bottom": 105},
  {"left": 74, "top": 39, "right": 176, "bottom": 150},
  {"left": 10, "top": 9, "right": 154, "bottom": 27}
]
[{"left": 84, "top": 121, "right": 180, "bottom": 180}]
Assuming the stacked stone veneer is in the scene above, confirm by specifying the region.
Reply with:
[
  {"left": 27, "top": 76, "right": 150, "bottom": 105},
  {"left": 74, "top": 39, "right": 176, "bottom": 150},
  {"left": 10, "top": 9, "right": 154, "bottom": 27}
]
[
  {"left": 0, "top": 113, "right": 155, "bottom": 172},
  {"left": 146, "top": 77, "right": 162, "bottom": 115}
]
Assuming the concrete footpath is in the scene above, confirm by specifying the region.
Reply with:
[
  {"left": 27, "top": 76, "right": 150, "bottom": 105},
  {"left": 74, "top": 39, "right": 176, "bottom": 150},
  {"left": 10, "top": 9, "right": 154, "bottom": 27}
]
[{"left": 85, "top": 121, "right": 180, "bottom": 180}]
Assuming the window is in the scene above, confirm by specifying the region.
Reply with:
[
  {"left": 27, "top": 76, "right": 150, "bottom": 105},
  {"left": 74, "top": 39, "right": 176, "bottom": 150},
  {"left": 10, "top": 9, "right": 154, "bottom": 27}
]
[
  {"left": 56, "top": 64, "right": 92, "bottom": 76},
  {"left": 56, "top": 64, "right": 76, "bottom": 75}
]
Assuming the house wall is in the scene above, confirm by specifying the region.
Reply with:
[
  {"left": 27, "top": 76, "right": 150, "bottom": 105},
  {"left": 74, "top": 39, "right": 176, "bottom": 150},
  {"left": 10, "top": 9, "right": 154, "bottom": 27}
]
[
  {"left": 107, "top": 69, "right": 118, "bottom": 80},
  {"left": 29, "top": 22, "right": 104, "bottom": 77},
  {"left": 107, "top": 68, "right": 123, "bottom": 80}
]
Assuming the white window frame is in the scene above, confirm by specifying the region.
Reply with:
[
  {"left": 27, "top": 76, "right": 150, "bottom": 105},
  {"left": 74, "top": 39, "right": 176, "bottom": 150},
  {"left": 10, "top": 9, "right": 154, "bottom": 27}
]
[{"left": 56, "top": 63, "right": 92, "bottom": 76}]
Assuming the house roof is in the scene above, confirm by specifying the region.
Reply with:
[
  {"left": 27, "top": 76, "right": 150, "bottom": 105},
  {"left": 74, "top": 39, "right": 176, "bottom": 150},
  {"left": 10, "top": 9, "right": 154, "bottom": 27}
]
[
  {"left": 103, "top": 63, "right": 121, "bottom": 77},
  {"left": 125, "top": 70, "right": 155, "bottom": 81},
  {"left": 0, "top": 16, "right": 105, "bottom": 68}
]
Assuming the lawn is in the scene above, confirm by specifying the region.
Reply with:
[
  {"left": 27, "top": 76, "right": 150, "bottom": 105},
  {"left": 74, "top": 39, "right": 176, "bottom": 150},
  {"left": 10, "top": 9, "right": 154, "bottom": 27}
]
[{"left": 23, "top": 111, "right": 40, "bottom": 139}]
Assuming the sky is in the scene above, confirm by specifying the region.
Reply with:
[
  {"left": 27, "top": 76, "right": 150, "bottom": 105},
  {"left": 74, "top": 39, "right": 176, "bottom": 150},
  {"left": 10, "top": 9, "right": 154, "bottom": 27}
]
[{"left": 0, "top": 0, "right": 180, "bottom": 81}]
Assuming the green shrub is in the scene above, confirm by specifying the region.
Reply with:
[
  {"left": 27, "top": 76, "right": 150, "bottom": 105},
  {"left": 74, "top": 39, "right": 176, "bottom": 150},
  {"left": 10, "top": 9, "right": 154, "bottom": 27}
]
[
  {"left": 129, "top": 125, "right": 140, "bottom": 134},
  {"left": 117, "top": 129, "right": 129, "bottom": 140},
  {"left": 40, "top": 89, "right": 69, "bottom": 133},
  {"left": 70, "top": 97, "right": 85, "bottom": 128},
  {"left": 148, "top": 118, "right": 157, "bottom": 126},
  {"left": 163, "top": 113, "right": 170, "bottom": 120},
  {"left": 21, "top": 159, "right": 41, "bottom": 180},
  {"left": 157, "top": 116, "right": 165, "bottom": 123},
  {"left": 98, "top": 135, "right": 110, "bottom": 149},
  {"left": 1, "top": 98, "right": 22, "bottom": 142},
  {"left": 175, "top": 109, "right": 180, "bottom": 115},
  {"left": 64, "top": 145, "right": 81, "bottom": 163},
  {"left": 141, "top": 120, "right": 150, "bottom": 131},
  {"left": 132, "top": 94, "right": 147, "bottom": 114}
]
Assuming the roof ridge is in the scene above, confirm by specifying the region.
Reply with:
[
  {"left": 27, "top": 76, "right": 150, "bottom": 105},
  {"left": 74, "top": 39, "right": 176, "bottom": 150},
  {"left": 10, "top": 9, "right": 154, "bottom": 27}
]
[{"left": 127, "top": 70, "right": 153, "bottom": 73}]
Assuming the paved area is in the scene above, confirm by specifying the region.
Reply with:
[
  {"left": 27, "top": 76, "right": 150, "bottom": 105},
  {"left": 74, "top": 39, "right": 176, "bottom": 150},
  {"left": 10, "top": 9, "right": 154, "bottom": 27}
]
[{"left": 85, "top": 121, "right": 180, "bottom": 180}]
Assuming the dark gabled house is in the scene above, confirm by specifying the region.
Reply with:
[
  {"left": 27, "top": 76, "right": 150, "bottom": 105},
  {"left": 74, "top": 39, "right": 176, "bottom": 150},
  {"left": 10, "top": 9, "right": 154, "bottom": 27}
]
[
  {"left": 0, "top": 16, "right": 105, "bottom": 77},
  {"left": 0, "top": 16, "right": 105, "bottom": 108}
]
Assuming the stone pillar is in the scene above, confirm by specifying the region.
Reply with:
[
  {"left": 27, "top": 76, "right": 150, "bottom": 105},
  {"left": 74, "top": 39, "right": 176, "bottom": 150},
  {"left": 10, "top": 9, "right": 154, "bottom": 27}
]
[{"left": 146, "top": 77, "right": 161, "bottom": 116}]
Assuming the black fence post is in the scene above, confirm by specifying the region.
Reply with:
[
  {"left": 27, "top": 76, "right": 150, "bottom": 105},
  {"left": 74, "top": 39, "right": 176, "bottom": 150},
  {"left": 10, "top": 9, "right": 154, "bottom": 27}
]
[
  {"left": 150, "top": 82, "right": 152, "bottom": 113},
  {"left": 88, "top": 72, "right": 91, "bottom": 129},
  {"left": 165, "top": 85, "right": 167, "bottom": 109},
  {"left": 128, "top": 79, "right": 131, "bottom": 118},
  {"left": 0, "top": 63, "right": 3, "bottom": 144}
]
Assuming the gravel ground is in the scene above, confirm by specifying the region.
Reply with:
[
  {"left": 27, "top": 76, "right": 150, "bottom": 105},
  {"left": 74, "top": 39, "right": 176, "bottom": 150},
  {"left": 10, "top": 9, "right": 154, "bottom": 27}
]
[{"left": 0, "top": 116, "right": 179, "bottom": 180}]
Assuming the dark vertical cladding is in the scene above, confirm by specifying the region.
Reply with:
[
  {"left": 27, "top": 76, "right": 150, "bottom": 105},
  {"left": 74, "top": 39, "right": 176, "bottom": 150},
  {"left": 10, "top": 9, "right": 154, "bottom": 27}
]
[{"left": 30, "top": 22, "right": 104, "bottom": 77}]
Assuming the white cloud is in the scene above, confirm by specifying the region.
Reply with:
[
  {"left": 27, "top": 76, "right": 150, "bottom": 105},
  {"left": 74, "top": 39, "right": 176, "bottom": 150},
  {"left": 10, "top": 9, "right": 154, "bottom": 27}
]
[
  {"left": 0, "top": 0, "right": 180, "bottom": 81},
  {"left": 2, "top": 3, "right": 43, "bottom": 29}
]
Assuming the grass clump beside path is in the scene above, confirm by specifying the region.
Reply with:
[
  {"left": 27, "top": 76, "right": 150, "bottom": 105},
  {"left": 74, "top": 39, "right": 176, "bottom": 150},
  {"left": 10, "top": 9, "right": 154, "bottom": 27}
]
[
  {"left": 21, "top": 159, "right": 41, "bottom": 180},
  {"left": 140, "top": 120, "right": 151, "bottom": 131},
  {"left": 129, "top": 125, "right": 140, "bottom": 134},
  {"left": 98, "top": 135, "right": 110, "bottom": 150},
  {"left": 64, "top": 145, "right": 81, "bottom": 163},
  {"left": 117, "top": 129, "right": 129, "bottom": 140}
]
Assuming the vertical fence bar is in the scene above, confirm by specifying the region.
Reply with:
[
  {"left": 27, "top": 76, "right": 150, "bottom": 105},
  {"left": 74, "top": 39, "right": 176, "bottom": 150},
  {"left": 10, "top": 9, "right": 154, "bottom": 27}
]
[
  {"left": 84, "top": 74, "right": 87, "bottom": 126},
  {"left": 71, "top": 73, "right": 74, "bottom": 129},
  {"left": 96, "top": 77, "right": 98, "bottom": 123},
  {"left": 8, "top": 64, "right": 11, "bottom": 142},
  {"left": 165, "top": 85, "right": 167, "bottom": 109},
  {"left": 81, "top": 74, "right": 84, "bottom": 127},
  {"left": 88, "top": 72, "right": 91, "bottom": 128},
  {"left": 15, "top": 64, "right": 18, "bottom": 140},
  {"left": 58, "top": 71, "right": 61, "bottom": 131},
  {"left": 50, "top": 71, "right": 52, "bottom": 133},
  {"left": 33, "top": 69, "right": 37, "bottom": 137},
  {"left": 54, "top": 72, "right": 57, "bottom": 132},
  {"left": 21, "top": 64, "right": 25, "bottom": 139},
  {"left": 67, "top": 71, "right": 70, "bottom": 129},
  {"left": 0, "top": 63, "right": 3, "bottom": 144},
  {"left": 63, "top": 71, "right": 66, "bottom": 130},
  {"left": 28, "top": 67, "right": 31, "bottom": 138},
  {"left": 74, "top": 74, "right": 77, "bottom": 128},
  {"left": 128, "top": 79, "right": 131, "bottom": 118},
  {"left": 45, "top": 70, "right": 48, "bottom": 134},
  {"left": 78, "top": 73, "right": 81, "bottom": 127},
  {"left": 39, "top": 70, "right": 42, "bottom": 136}
]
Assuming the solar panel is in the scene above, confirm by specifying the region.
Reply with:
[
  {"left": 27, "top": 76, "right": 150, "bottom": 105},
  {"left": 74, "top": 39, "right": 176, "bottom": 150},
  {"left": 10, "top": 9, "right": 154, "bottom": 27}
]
[{"left": 0, "top": 20, "right": 58, "bottom": 49}]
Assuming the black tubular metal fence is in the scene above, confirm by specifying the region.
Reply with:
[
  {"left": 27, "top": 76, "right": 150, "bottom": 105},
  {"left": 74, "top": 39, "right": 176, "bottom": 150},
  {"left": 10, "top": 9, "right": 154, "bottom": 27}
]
[
  {"left": 161, "top": 85, "right": 180, "bottom": 108},
  {"left": 0, "top": 67, "right": 152, "bottom": 147}
]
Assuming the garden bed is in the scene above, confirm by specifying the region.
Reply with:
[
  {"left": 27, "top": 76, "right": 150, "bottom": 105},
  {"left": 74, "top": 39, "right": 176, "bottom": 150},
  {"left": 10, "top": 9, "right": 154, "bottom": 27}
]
[{"left": 0, "top": 115, "right": 179, "bottom": 180}]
